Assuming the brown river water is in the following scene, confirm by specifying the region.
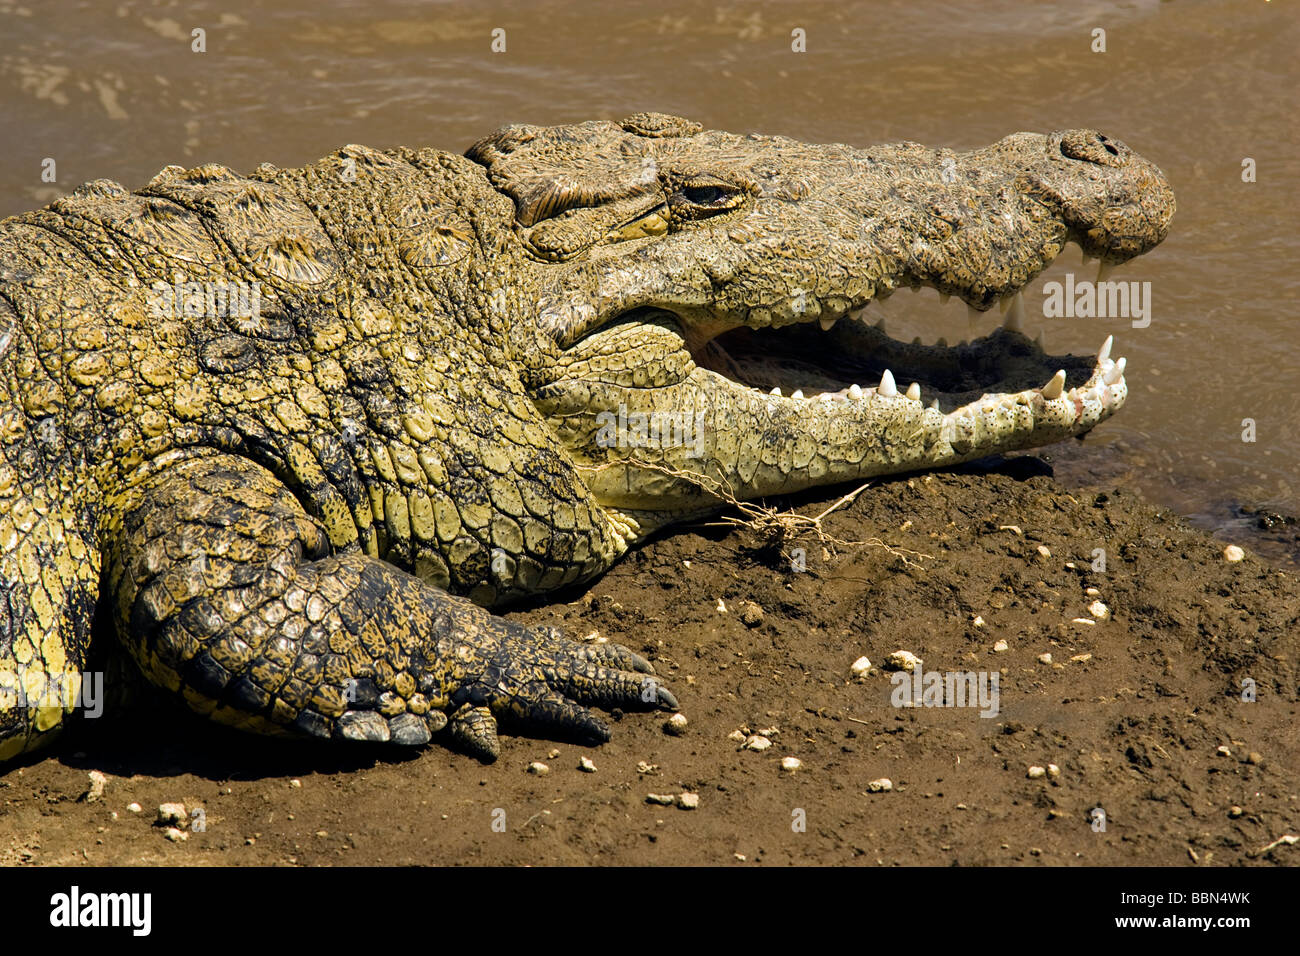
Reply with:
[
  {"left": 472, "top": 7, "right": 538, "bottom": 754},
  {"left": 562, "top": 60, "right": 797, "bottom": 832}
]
[{"left": 1, "top": 0, "right": 1296, "bottom": 562}]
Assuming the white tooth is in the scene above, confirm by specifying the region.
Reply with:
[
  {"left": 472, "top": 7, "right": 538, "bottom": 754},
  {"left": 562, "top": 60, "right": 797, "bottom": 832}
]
[
  {"left": 769, "top": 386, "right": 783, "bottom": 396},
  {"left": 940, "top": 293, "right": 951, "bottom": 306},
  {"left": 849, "top": 307, "right": 865, "bottom": 322},
  {"left": 818, "top": 392, "right": 835, "bottom": 402},
  {"left": 819, "top": 314, "right": 838, "bottom": 331},
  {"left": 1098, "top": 334, "right": 1113, "bottom": 364},
  {"left": 906, "top": 382, "right": 921, "bottom": 401},
  {"left": 878, "top": 369, "right": 897, "bottom": 398},
  {"left": 1041, "top": 369, "right": 1066, "bottom": 400},
  {"left": 1003, "top": 296, "right": 1024, "bottom": 332},
  {"left": 1097, "top": 260, "right": 1115, "bottom": 283},
  {"left": 1104, "top": 356, "right": 1126, "bottom": 385},
  {"left": 929, "top": 399, "right": 940, "bottom": 410},
  {"left": 848, "top": 383, "right": 863, "bottom": 399},
  {"left": 791, "top": 389, "right": 805, "bottom": 399},
  {"left": 1035, "top": 329, "right": 1045, "bottom": 350},
  {"left": 999, "top": 296, "right": 1012, "bottom": 315}
]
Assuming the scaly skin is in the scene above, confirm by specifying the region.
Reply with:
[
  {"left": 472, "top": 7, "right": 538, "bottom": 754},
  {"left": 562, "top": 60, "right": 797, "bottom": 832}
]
[{"left": 0, "top": 113, "right": 1173, "bottom": 763}]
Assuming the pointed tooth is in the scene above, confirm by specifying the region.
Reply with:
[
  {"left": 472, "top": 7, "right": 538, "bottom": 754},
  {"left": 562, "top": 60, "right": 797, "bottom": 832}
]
[
  {"left": 791, "top": 389, "right": 805, "bottom": 400},
  {"left": 966, "top": 304, "right": 982, "bottom": 325},
  {"left": 929, "top": 399, "right": 939, "bottom": 410},
  {"left": 1104, "top": 356, "right": 1126, "bottom": 385},
  {"left": 1007, "top": 292, "right": 1026, "bottom": 332},
  {"left": 1097, "top": 260, "right": 1115, "bottom": 283},
  {"left": 1041, "top": 369, "right": 1066, "bottom": 400},
  {"left": 769, "top": 386, "right": 783, "bottom": 396},
  {"left": 878, "top": 369, "right": 897, "bottom": 398},
  {"left": 874, "top": 317, "right": 887, "bottom": 333},
  {"left": 819, "top": 314, "right": 838, "bottom": 332},
  {"left": 849, "top": 307, "right": 865, "bottom": 322},
  {"left": 999, "top": 296, "right": 1012, "bottom": 315},
  {"left": 1098, "top": 334, "right": 1114, "bottom": 364},
  {"left": 848, "top": 383, "right": 863, "bottom": 400},
  {"left": 906, "top": 382, "right": 921, "bottom": 401},
  {"left": 940, "top": 293, "right": 951, "bottom": 306},
  {"left": 1035, "top": 329, "right": 1045, "bottom": 350}
]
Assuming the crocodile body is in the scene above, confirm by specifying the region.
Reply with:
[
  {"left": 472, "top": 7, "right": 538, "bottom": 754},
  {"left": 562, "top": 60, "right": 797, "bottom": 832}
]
[{"left": 0, "top": 114, "right": 1173, "bottom": 763}]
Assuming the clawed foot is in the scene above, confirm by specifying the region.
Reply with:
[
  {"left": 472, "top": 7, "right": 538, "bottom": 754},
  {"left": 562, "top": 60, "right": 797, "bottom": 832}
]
[{"left": 443, "top": 625, "right": 678, "bottom": 761}]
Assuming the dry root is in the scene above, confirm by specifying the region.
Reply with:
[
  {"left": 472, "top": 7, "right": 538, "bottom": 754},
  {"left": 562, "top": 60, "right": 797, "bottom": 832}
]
[{"left": 604, "top": 459, "right": 930, "bottom": 570}]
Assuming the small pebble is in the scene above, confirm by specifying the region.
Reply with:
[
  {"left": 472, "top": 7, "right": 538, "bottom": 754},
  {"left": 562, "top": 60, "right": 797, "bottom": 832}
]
[
  {"left": 1036, "top": 545, "right": 1052, "bottom": 559},
  {"left": 157, "top": 803, "right": 187, "bottom": 827},
  {"left": 744, "top": 735, "right": 772, "bottom": 752},
  {"left": 1085, "top": 587, "right": 1101, "bottom": 597},
  {"left": 1088, "top": 600, "right": 1110, "bottom": 620},
  {"left": 1047, "top": 764, "right": 1061, "bottom": 778},
  {"left": 850, "top": 655, "right": 872, "bottom": 677},
  {"left": 716, "top": 598, "right": 727, "bottom": 613},
  {"left": 1070, "top": 653, "right": 1093, "bottom": 663},
  {"left": 886, "top": 650, "right": 923, "bottom": 673},
  {"left": 1000, "top": 525, "right": 1023, "bottom": 536},
  {"left": 127, "top": 803, "right": 142, "bottom": 814},
  {"left": 527, "top": 762, "right": 550, "bottom": 775},
  {"left": 646, "top": 793, "right": 676, "bottom": 806},
  {"left": 82, "top": 770, "right": 108, "bottom": 803},
  {"left": 1038, "top": 653, "right": 1053, "bottom": 665},
  {"left": 972, "top": 615, "right": 985, "bottom": 628},
  {"left": 1228, "top": 806, "right": 1244, "bottom": 818},
  {"left": 734, "top": 853, "right": 747, "bottom": 862},
  {"left": 993, "top": 640, "right": 1009, "bottom": 653},
  {"left": 1216, "top": 746, "right": 1232, "bottom": 758},
  {"left": 1071, "top": 618, "right": 1096, "bottom": 626},
  {"left": 163, "top": 827, "right": 188, "bottom": 843},
  {"left": 1027, "top": 766, "right": 1047, "bottom": 779},
  {"left": 781, "top": 757, "right": 802, "bottom": 773},
  {"left": 726, "top": 730, "right": 747, "bottom": 742},
  {"left": 1223, "top": 545, "right": 1245, "bottom": 563},
  {"left": 664, "top": 712, "right": 689, "bottom": 736},
  {"left": 739, "top": 602, "right": 764, "bottom": 627},
  {"left": 636, "top": 761, "right": 659, "bottom": 774},
  {"left": 547, "top": 749, "right": 560, "bottom": 759},
  {"left": 579, "top": 757, "right": 597, "bottom": 773},
  {"left": 1247, "top": 752, "right": 1263, "bottom": 765},
  {"left": 289, "top": 779, "right": 302, "bottom": 788},
  {"left": 676, "top": 792, "right": 700, "bottom": 810},
  {"left": 865, "top": 778, "right": 893, "bottom": 793}
]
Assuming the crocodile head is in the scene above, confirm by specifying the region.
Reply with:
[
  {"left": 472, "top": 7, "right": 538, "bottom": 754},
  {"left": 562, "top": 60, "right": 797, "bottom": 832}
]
[{"left": 470, "top": 113, "right": 1174, "bottom": 533}]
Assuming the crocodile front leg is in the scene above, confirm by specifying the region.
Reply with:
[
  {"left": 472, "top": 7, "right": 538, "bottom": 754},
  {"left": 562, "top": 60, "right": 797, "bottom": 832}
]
[{"left": 103, "top": 452, "right": 676, "bottom": 760}]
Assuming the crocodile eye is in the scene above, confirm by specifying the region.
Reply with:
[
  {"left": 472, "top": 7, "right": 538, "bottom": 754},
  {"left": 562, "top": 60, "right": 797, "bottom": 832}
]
[
  {"left": 682, "top": 185, "right": 725, "bottom": 204},
  {"left": 667, "top": 178, "right": 745, "bottom": 221}
]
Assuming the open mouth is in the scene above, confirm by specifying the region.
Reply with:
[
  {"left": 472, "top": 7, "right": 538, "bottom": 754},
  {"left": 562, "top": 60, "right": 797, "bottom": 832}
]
[{"left": 683, "top": 254, "right": 1128, "bottom": 430}]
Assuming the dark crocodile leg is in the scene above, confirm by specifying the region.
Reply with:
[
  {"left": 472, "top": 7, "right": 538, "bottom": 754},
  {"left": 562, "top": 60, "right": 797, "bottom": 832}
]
[{"left": 102, "top": 452, "right": 676, "bottom": 760}]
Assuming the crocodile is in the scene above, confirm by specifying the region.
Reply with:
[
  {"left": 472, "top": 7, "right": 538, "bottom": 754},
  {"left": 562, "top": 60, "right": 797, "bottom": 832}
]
[{"left": 0, "top": 113, "right": 1173, "bottom": 764}]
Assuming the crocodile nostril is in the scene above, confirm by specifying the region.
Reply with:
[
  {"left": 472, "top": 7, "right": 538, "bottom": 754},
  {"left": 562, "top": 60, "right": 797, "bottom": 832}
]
[{"left": 1059, "top": 129, "right": 1130, "bottom": 167}]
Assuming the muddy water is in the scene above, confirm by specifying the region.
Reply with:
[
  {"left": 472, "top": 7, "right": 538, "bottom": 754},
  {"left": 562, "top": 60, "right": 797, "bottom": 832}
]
[{"left": 1, "top": 0, "right": 1296, "bottom": 561}]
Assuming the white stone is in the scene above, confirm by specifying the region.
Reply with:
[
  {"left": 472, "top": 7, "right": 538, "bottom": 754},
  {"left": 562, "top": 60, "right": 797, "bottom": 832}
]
[
  {"left": 850, "top": 655, "right": 872, "bottom": 677},
  {"left": 1224, "top": 545, "right": 1246, "bottom": 563},
  {"left": 781, "top": 757, "right": 802, "bottom": 773},
  {"left": 886, "top": 650, "right": 923, "bottom": 673},
  {"left": 865, "top": 778, "right": 893, "bottom": 793}
]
